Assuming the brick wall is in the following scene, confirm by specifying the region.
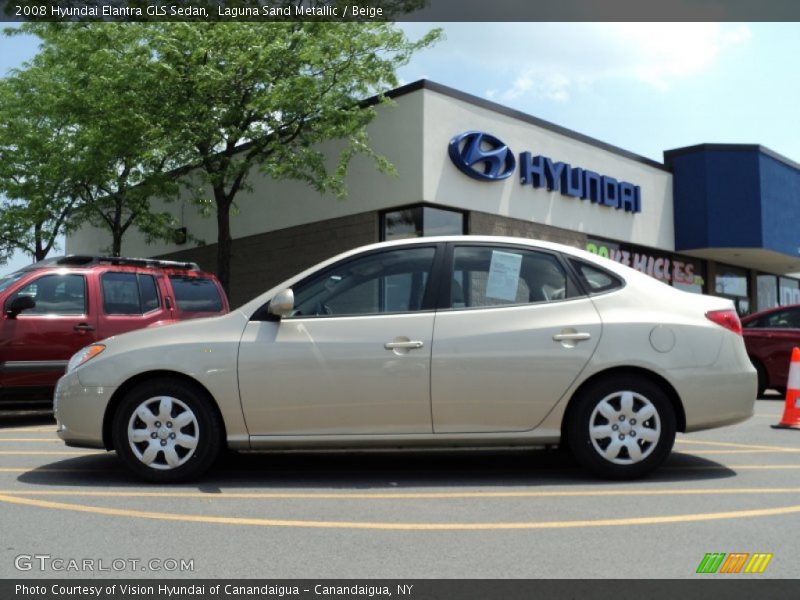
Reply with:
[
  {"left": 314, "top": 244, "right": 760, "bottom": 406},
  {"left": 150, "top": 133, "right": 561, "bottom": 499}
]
[
  {"left": 468, "top": 210, "right": 587, "bottom": 249},
  {"left": 156, "top": 212, "right": 379, "bottom": 307}
]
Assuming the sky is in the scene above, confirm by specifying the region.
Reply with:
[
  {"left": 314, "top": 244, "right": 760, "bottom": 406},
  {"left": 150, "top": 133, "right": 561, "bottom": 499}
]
[{"left": 1, "top": 22, "right": 799, "bottom": 275}]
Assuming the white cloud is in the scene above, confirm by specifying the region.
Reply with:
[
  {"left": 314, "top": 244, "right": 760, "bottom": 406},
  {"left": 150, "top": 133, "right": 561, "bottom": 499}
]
[{"left": 404, "top": 23, "right": 752, "bottom": 102}]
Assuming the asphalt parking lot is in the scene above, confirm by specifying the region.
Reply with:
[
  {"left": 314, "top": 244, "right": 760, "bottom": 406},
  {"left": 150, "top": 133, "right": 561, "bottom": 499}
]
[{"left": 1, "top": 396, "right": 799, "bottom": 579}]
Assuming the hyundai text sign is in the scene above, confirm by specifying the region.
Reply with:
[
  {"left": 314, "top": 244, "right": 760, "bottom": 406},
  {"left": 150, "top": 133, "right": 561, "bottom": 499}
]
[{"left": 448, "top": 131, "right": 642, "bottom": 213}]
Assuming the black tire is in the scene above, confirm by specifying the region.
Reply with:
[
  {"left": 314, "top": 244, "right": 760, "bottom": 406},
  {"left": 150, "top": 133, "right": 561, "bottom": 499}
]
[
  {"left": 112, "top": 378, "right": 223, "bottom": 483},
  {"left": 751, "top": 358, "right": 767, "bottom": 398},
  {"left": 567, "top": 374, "right": 676, "bottom": 480}
]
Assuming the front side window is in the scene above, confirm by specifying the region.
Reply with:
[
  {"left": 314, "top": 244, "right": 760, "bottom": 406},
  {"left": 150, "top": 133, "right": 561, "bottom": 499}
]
[
  {"left": 6, "top": 274, "right": 86, "bottom": 315},
  {"left": 291, "top": 247, "right": 437, "bottom": 317},
  {"left": 449, "top": 246, "right": 568, "bottom": 309},
  {"left": 761, "top": 308, "right": 800, "bottom": 329},
  {"left": 102, "top": 272, "right": 161, "bottom": 315}
]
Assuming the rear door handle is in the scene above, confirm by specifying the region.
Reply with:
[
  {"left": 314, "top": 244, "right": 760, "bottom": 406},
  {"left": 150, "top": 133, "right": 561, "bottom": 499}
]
[
  {"left": 74, "top": 323, "right": 95, "bottom": 332},
  {"left": 552, "top": 332, "right": 591, "bottom": 342},
  {"left": 384, "top": 341, "right": 424, "bottom": 350}
]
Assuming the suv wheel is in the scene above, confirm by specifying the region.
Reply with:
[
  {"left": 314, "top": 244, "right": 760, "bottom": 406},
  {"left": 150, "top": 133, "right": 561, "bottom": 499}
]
[
  {"left": 567, "top": 375, "right": 676, "bottom": 479},
  {"left": 112, "top": 378, "right": 222, "bottom": 482}
]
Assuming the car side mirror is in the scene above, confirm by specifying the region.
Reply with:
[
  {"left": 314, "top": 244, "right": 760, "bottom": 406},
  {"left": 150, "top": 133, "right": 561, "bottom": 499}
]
[
  {"left": 5, "top": 295, "right": 36, "bottom": 319},
  {"left": 267, "top": 288, "right": 294, "bottom": 320}
]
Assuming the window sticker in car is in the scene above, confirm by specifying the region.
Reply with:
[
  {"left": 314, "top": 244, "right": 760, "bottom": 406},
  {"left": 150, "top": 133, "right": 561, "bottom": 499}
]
[{"left": 485, "top": 250, "right": 523, "bottom": 302}]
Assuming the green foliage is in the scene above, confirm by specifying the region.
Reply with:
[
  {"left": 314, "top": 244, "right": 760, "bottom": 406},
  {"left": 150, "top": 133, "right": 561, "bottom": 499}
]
[
  {"left": 0, "top": 61, "right": 78, "bottom": 261},
  {"left": 2, "top": 20, "right": 439, "bottom": 289},
  {"left": 1, "top": 23, "right": 184, "bottom": 260},
  {"left": 144, "top": 21, "right": 441, "bottom": 291}
]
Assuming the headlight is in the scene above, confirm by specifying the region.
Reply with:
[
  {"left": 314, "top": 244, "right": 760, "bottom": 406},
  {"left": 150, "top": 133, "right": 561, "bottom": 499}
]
[{"left": 67, "top": 344, "right": 106, "bottom": 373}]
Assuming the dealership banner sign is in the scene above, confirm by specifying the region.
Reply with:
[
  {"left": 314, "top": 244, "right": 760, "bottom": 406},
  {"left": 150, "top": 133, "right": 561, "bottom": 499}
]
[
  {"left": 586, "top": 239, "right": 704, "bottom": 288},
  {"left": 448, "top": 131, "right": 641, "bottom": 213}
]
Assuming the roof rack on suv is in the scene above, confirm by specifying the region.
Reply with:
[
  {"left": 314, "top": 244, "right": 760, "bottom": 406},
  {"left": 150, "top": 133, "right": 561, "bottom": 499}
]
[{"left": 35, "top": 255, "right": 201, "bottom": 271}]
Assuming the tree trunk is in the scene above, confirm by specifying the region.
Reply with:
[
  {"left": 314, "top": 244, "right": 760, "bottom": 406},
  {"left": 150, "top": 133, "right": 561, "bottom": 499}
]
[
  {"left": 34, "top": 223, "right": 46, "bottom": 262},
  {"left": 214, "top": 187, "right": 233, "bottom": 296},
  {"left": 112, "top": 232, "right": 123, "bottom": 257}
]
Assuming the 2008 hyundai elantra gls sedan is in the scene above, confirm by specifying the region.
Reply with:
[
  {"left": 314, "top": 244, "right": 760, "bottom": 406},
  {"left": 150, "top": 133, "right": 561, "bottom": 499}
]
[{"left": 54, "top": 236, "right": 756, "bottom": 481}]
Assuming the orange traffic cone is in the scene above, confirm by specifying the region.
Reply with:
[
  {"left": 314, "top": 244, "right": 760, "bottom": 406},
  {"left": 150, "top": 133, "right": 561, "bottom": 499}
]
[{"left": 773, "top": 347, "right": 800, "bottom": 430}]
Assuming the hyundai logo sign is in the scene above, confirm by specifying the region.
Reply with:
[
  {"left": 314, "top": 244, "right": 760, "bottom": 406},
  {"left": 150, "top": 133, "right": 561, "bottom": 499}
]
[
  {"left": 447, "top": 130, "right": 641, "bottom": 213},
  {"left": 448, "top": 131, "right": 516, "bottom": 181}
]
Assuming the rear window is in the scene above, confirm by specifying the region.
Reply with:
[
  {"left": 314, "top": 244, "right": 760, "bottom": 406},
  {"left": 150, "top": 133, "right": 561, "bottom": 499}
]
[{"left": 168, "top": 276, "right": 223, "bottom": 312}]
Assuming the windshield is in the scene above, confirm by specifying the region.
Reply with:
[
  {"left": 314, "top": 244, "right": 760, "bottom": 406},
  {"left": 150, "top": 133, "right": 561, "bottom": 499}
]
[{"left": 0, "top": 270, "right": 27, "bottom": 294}]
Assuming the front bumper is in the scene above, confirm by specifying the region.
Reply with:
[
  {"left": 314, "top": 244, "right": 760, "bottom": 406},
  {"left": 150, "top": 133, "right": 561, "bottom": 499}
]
[{"left": 54, "top": 370, "right": 116, "bottom": 449}]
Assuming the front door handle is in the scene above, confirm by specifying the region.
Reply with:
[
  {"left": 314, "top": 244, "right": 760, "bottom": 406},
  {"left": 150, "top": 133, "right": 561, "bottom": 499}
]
[
  {"left": 552, "top": 332, "right": 591, "bottom": 342},
  {"left": 384, "top": 340, "right": 424, "bottom": 350},
  {"left": 74, "top": 323, "right": 95, "bottom": 332}
]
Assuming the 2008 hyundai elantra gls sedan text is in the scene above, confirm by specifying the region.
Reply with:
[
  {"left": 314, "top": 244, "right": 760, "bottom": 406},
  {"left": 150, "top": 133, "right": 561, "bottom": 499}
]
[{"left": 54, "top": 236, "right": 756, "bottom": 481}]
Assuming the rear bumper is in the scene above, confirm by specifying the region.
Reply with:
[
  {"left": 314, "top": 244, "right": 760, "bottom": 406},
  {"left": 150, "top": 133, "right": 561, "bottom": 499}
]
[
  {"left": 671, "top": 335, "right": 757, "bottom": 433},
  {"left": 54, "top": 371, "right": 115, "bottom": 449}
]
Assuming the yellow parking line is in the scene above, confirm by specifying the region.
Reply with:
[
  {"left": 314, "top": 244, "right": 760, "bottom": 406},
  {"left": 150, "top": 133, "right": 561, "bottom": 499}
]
[
  {"left": 0, "top": 438, "right": 61, "bottom": 443},
  {"left": 1, "top": 492, "right": 799, "bottom": 530},
  {"left": 0, "top": 451, "right": 101, "bottom": 456},
  {"left": 666, "top": 464, "right": 800, "bottom": 470},
  {"left": 0, "top": 428, "right": 55, "bottom": 433},
  {"left": 0, "top": 468, "right": 107, "bottom": 473},
  {"left": 678, "top": 449, "right": 795, "bottom": 455},
  {"left": 1, "top": 487, "right": 800, "bottom": 500},
  {"left": 676, "top": 439, "right": 800, "bottom": 452}
]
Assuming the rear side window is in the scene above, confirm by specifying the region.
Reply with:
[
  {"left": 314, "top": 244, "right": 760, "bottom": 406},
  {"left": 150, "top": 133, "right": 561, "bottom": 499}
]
[
  {"left": 101, "top": 272, "right": 161, "bottom": 315},
  {"left": 570, "top": 259, "right": 624, "bottom": 295},
  {"left": 449, "top": 246, "right": 569, "bottom": 309},
  {"left": 169, "top": 276, "right": 223, "bottom": 312},
  {"left": 755, "top": 308, "right": 800, "bottom": 329}
]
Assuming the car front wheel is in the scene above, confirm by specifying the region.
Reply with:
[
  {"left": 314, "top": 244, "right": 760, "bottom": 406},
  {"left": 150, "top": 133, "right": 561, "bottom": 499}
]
[
  {"left": 567, "top": 375, "right": 676, "bottom": 479},
  {"left": 112, "top": 378, "right": 223, "bottom": 482}
]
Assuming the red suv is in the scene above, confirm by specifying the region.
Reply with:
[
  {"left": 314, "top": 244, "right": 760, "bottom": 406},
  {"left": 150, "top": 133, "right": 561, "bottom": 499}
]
[
  {"left": 742, "top": 304, "right": 800, "bottom": 396},
  {"left": 0, "top": 255, "right": 228, "bottom": 402}
]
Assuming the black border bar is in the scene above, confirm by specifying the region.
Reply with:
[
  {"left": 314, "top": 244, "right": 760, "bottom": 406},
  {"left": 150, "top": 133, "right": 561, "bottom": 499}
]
[
  {"left": 3, "top": 579, "right": 800, "bottom": 600},
  {"left": 2, "top": 0, "right": 800, "bottom": 22}
]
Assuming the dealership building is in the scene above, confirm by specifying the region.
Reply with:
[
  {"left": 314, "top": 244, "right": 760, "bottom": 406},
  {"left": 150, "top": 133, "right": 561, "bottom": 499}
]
[{"left": 68, "top": 80, "right": 800, "bottom": 312}]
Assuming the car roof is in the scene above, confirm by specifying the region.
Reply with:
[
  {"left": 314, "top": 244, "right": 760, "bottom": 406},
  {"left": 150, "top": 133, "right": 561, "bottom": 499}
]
[
  {"left": 346, "top": 235, "right": 635, "bottom": 277},
  {"left": 742, "top": 303, "right": 800, "bottom": 322},
  {"left": 16, "top": 255, "right": 217, "bottom": 277}
]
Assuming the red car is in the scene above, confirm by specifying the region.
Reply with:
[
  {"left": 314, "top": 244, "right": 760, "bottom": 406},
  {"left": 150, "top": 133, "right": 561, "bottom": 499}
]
[
  {"left": 742, "top": 304, "right": 800, "bottom": 396},
  {"left": 0, "top": 255, "right": 228, "bottom": 402}
]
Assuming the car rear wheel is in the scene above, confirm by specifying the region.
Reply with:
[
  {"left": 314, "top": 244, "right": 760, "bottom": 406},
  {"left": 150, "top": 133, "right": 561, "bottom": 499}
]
[
  {"left": 112, "top": 378, "right": 222, "bottom": 482},
  {"left": 567, "top": 374, "right": 676, "bottom": 479}
]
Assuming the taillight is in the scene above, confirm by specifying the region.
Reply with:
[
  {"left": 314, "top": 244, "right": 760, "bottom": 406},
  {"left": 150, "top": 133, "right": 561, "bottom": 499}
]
[{"left": 706, "top": 309, "right": 742, "bottom": 335}]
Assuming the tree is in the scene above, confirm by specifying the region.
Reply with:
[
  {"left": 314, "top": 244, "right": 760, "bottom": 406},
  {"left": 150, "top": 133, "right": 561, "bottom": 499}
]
[
  {"left": 0, "top": 66, "right": 78, "bottom": 263},
  {"left": 143, "top": 21, "right": 441, "bottom": 293},
  {"left": 5, "top": 24, "right": 185, "bottom": 258}
]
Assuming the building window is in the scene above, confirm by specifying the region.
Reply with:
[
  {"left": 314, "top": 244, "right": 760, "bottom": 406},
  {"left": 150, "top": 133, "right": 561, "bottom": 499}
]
[
  {"left": 381, "top": 205, "right": 465, "bottom": 241},
  {"left": 715, "top": 264, "right": 749, "bottom": 315},
  {"left": 779, "top": 277, "right": 800, "bottom": 306},
  {"left": 757, "top": 274, "right": 779, "bottom": 311}
]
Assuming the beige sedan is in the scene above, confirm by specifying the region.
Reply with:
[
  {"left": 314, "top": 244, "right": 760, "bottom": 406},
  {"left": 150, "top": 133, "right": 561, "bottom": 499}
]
[{"left": 55, "top": 236, "right": 756, "bottom": 481}]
